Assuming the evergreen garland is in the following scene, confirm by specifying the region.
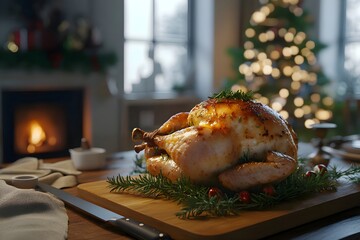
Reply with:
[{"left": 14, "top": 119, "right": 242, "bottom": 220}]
[
  {"left": 0, "top": 50, "right": 117, "bottom": 73},
  {"left": 107, "top": 158, "right": 360, "bottom": 219}
]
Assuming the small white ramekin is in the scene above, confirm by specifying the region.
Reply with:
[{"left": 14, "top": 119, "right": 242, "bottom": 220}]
[
  {"left": 69, "top": 147, "right": 107, "bottom": 170},
  {"left": 12, "top": 175, "right": 39, "bottom": 189}
]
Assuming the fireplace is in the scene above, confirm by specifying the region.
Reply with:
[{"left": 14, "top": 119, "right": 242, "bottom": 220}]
[{"left": 2, "top": 88, "right": 84, "bottom": 163}]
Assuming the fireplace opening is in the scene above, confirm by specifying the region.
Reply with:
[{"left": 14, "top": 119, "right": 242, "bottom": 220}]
[{"left": 2, "top": 88, "right": 84, "bottom": 163}]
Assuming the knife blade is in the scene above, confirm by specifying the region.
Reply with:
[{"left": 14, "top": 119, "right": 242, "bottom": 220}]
[{"left": 37, "top": 182, "right": 171, "bottom": 240}]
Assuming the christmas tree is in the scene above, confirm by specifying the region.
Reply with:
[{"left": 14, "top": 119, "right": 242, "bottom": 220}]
[{"left": 224, "top": 0, "right": 334, "bottom": 135}]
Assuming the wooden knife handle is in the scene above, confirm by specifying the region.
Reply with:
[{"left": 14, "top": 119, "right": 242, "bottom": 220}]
[{"left": 108, "top": 217, "right": 172, "bottom": 240}]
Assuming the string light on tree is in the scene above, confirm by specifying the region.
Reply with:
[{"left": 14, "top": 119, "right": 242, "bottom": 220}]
[{"left": 224, "top": 0, "right": 333, "bottom": 132}]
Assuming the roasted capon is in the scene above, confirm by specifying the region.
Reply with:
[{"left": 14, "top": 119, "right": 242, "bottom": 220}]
[{"left": 132, "top": 91, "right": 298, "bottom": 191}]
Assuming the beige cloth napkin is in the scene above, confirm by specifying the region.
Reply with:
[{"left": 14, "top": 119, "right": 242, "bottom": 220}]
[
  {"left": 0, "top": 157, "right": 82, "bottom": 189},
  {"left": 0, "top": 180, "right": 68, "bottom": 240}
]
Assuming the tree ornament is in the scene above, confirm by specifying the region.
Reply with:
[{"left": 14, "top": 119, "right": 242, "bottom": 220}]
[
  {"left": 305, "top": 170, "right": 317, "bottom": 178},
  {"left": 263, "top": 185, "right": 276, "bottom": 196},
  {"left": 313, "top": 164, "right": 328, "bottom": 175},
  {"left": 208, "top": 187, "right": 223, "bottom": 199},
  {"left": 238, "top": 191, "right": 251, "bottom": 203}
]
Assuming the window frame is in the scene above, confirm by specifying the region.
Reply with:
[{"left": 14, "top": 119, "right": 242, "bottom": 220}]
[
  {"left": 123, "top": 0, "right": 193, "bottom": 96},
  {"left": 339, "top": 0, "right": 360, "bottom": 98}
]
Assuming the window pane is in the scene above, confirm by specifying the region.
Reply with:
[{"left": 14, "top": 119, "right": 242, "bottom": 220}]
[
  {"left": 344, "top": 42, "right": 360, "bottom": 96},
  {"left": 344, "top": 43, "right": 360, "bottom": 74},
  {"left": 345, "top": 0, "right": 360, "bottom": 38},
  {"left": 125, "top": 0, "right": 153, "bottom": 40},
  {"left": 155, "top": 44, "right": 188, "bottom": 92},
  {"left": 124, "top": 42, "right": 153, "bottom": 93},
  {"left": 155, "top": 0, "right": 188, "bottom": 41},
  {"left": 124, "top": 0, "right": 190, "bottom": 95}
]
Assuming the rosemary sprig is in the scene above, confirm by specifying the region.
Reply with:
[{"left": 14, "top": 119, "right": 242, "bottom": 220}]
[
  {"left": 209, "top": 90, "right": 254, "bottom": 101},
  {"left": 108, "top": 174, "right": 165, "bottom": 198},
  {"left": 107, "top": 163, "right": 360, "bottom": 219}
]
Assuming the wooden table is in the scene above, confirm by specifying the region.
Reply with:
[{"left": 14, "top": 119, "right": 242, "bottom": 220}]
[{"left": 57, "top": 145, "right": 360, "bottom": 240}]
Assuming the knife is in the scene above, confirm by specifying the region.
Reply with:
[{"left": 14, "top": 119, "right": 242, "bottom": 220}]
[{"left": 37, "top": 182, "right": 171, "bottom": 240}]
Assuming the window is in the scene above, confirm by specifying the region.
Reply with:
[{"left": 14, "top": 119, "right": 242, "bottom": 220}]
[
  {"left": 342, "top": 0, "right": 360, "bottom": 97},
  {"left": 124, "top": 0, "right": 190, "bottom": 94}
]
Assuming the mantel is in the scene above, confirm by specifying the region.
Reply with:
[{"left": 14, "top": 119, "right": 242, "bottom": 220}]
[{"left": 0, "top": 70, "right": 106, "bottom": 88}]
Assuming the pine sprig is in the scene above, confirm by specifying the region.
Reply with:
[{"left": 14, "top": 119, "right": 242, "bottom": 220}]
[
  {"left": 107, "top": 164, "right": 360, "bottom": 219},
  {"left": 107, "top": 174, "right": 173, "bottom": 198},
  {"left": 209, "top": 90, "right": 254, "bottom": 101},
  {"left": 177, "top": 195, "right": 241, "bottom": 219},
  {"left": 327, "top": 165, "right": 360, "bottom": 183}
]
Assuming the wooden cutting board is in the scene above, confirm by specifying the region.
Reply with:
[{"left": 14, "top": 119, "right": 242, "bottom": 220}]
[{"left": 77, "top": 180, "right": 360, "bottom": 240}]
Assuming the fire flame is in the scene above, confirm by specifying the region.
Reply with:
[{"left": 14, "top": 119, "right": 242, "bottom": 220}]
[{"left": 27, "top": 121, "right": 46, "bottom": 153}]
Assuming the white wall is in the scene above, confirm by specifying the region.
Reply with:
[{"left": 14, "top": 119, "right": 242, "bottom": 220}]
[
  {"left": 213, "top": 0, "right": 241, "bottom": 92},
  {"left": 194, "top": 0, "right": 215, "bottom": 100},
  {"left": 318, "top": 0, "right": 342, "bottom": 97},
  {"left": 194, "top": 0, "right": 241, "bottom": 100},
  {"left": 88, "top": 0, "right": 124, "bottom": 152}
]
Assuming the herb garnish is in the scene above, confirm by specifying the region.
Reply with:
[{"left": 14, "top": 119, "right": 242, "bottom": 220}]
[
  {"left": 209, "top": 90, "right": 254, "bottom": 101},
  {"left": 107, "top": 158, "right": 360, "bottom": 219}
]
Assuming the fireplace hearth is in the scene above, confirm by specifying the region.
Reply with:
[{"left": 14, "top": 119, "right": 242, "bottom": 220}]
[{"left": 2, "top": 88, "right": 84, "bottom": 163}]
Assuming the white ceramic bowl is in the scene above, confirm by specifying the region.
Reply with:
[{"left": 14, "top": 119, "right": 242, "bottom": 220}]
[
  {"left": 69, "top": 147, "right": 106, "bottom": 170},
  {"left": 12, "top": 175, "right": 39, "bottom": 189}
]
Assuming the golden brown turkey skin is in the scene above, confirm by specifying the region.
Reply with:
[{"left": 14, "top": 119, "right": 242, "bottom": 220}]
[{"left": 132, "top": 98, "right": 298, "bottom": 191}]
